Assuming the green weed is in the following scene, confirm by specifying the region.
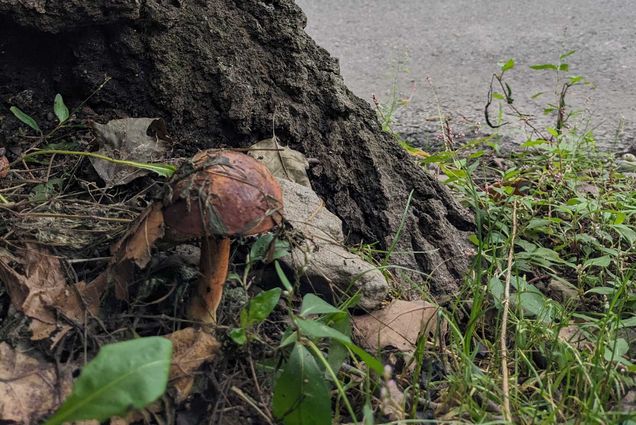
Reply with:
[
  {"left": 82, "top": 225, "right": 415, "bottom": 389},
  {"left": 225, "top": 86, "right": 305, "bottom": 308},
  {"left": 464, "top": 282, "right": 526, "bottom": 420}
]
[{"left": 419, "top": 53, "right": 635, "bottom": 424}]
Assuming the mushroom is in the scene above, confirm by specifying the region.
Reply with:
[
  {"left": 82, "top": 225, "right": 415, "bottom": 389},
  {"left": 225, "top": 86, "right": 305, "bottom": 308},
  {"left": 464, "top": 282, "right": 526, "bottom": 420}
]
[{"left": 162, "top": 150, "right": 284, "bottom": 324}]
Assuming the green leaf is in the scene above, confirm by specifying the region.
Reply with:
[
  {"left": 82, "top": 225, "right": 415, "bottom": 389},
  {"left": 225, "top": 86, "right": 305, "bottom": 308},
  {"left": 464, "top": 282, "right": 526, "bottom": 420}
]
[
  {"left": 619, "top": 316, "right": 636, "bottom": 328},
  {"left": 29, "top": 178, "right": 64, "bottom": 203},
  {"left": 229, "top": 328, "right": 247, "bottom": 345},
  {"left": 249, "top": 233, "right": 290, "bottom": 264},
  {"left": 54, "top": 94, "right": 70, "bottom": 123},
  {"left": 296, "top": 317, "right": 351, "bottom": 342},
  {"left": 295, "top": 318, "right": 383, "bottom": 374},
  {"left": 241, "top": 288, "right": 281, "bottom": 328},
  {"left": 273, "top": 343, "right": 331, "bottom": 425},
  {"left": 530, "top": 91, "right": 545, "bottom": 100},
  {"left": 279, "top": 330, "right": 299, "bottom": 348},
  {"left": 300, "top": 294, "right": 342, "bottom": 317},
  {"left": 275, "top": 260, "right": 293, "bottom": 293},
  {"left": 613, "top": 212, "right": 626, "bottom": 225},
  {"left": 488, "top": 276, "right": 504, "bottom": 307},
  {"left": 521, "top": 138, "right": 549, "bottom": 148},
  {"left": 585, "top": 287, "right": 617, "bottom": 295},
  {"left": 530, "top": 64, "right": 558, "bottom": 71},
  {"left": 517, "top": 291, "right": 553, "bottom": 321},
  {"left": 547, "top": 127, "right": 560, "bottom": 138},
  {"left": 490, "top": 276, "right": 555, "bottom": 321},
  {"left": 584, "top": 255, "right": 612, "bottom": 268},
  {"left": 326, "top": 314, "right": 351, "bottom": 376},
  {"left": 604, "top": 338, "right": 629, "bottom": 362},
  {"left": 363, "top": 402, "right": 375, "bottom": 425},
  {"left": 558, "top": 63, "right": 569, "bottom": 72},
  {"left": 612, "top": 224, "right": 636, "bottom": 244},
  {"left": 10, "top": 106, "right": 41, "bottom": 133},
  {"left": 45, "top": 337, "right": 172, "bottom": 425},
  {"left": 569, "top": 75, "right": 584, "bottom": 84},
  {"left": 525, "top": 218, "right": 554, "bottom": 232},
  {"left": 500, "top": 58, "right": 515, "bottom": 72},
  {"left": 559, "top": 50, "right": 576, "bottom": 60}
]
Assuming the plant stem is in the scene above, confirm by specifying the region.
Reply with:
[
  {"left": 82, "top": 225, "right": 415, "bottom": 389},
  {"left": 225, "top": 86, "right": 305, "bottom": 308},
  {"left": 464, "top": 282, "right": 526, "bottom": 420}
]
[
  {"left": 22, "top": 149, "right": 176, "bottom": 177},
  {"left": 501, "top": 200, "right": 518, "bottom": 422}
]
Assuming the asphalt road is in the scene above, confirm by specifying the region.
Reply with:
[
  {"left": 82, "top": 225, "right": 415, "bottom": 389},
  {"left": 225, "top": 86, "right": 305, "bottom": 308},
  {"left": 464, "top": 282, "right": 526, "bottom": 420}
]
[{"left": 295, "top": 0, "right": 636, "bottom": 149}]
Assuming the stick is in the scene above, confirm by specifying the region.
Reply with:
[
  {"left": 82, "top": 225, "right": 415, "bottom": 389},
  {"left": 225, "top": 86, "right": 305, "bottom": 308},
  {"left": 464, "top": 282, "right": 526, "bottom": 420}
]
[{"left": 501, "top": 200, "right": 518, "bottom": 421}]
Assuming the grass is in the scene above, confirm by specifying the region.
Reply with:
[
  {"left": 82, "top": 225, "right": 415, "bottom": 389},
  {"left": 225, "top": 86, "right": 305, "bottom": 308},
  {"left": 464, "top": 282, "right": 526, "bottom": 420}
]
[{"left": 377, "top": 55, "right": 636, "bottom": 424}]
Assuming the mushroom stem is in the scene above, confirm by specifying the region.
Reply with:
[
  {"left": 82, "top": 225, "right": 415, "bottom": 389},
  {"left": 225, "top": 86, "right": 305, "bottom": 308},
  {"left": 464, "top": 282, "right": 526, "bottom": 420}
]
[{"left": 189, "top": 236, "right": 231, "bottom": 324}]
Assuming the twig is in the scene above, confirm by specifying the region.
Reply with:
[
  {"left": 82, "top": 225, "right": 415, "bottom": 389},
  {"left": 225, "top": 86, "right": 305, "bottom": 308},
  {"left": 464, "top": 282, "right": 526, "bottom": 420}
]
[
  {"left": 230, "top": 386, "right": 273, "bottom": 424},
  {"left": 18, "top": 212, "right": 133, "bottom": 223},
  {"left": 501, "top": 200, "right": 518, "bottom": 422}
]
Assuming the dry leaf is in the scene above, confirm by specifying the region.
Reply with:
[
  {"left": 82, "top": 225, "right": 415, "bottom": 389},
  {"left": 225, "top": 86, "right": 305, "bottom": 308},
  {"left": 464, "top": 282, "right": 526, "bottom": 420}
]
[
  {"left": 0, "top": 151, "right": 9, "bottom": 178},
  {"left": 110, "top": 202, "right": 164, "bottom": 269},
  {"left": 0, "top": 343, "right": 74, "bottom": 424},
  {"left": 558, "top": 324, "right": 592, "bottom": 350},
  {"left": 248, "top": 138, "right": 311, "bottom": 187},
  {"left": 352, "top": 300, "right": 444, "bottom": 352},
  {"left": 106, "top": 202, "right": 165, "bottom": 299},
  {"left": 0, "top": 244, "right": 104, "bottom": 341},
  {"left": 90, "top": 118, "right": 169, "bottom": 187},
  {"left": 575, "top": 183, "right": 600, "bottom": 197},
  {"left": 0, "top": 244, "right": 68, "bottom": 340},
  {"left": 165, "top": 327, "right": 220, "bottom": 402},
  {"left": 379, "top": 365, "right": 405, "bottom": 421}
]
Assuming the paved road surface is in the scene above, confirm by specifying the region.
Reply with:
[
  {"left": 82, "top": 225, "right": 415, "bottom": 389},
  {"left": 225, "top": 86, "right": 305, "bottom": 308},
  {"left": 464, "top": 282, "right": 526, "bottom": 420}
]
[{"left": 296, "top": 0, "right": 636, "bottom": 149}]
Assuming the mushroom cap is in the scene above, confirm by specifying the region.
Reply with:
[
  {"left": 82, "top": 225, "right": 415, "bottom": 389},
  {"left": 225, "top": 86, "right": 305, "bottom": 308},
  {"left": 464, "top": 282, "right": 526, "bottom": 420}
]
[{"left": 163, "top": 150, "right": 284, "bottom": 241}]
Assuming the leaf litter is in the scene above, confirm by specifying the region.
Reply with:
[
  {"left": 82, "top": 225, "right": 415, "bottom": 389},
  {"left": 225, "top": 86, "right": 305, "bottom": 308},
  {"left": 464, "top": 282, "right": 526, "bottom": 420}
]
[
  {"left": 1, "top": 109, "right": 453, "bottom": 424},
  {"left": 0, "top": 342, "right": 75, "bottom": 424},
  {"left": 352, "top": 299, "right": 446, "bottom": 353},
  {"left": 0, "top": 244, "right": 104, "bottom": 343}
]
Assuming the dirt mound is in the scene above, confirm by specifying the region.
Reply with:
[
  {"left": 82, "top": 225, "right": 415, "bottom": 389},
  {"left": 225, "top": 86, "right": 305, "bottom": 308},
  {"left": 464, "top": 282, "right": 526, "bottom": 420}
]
[{"left": 0, "top": 0, "right": 472, "bottom": 295}]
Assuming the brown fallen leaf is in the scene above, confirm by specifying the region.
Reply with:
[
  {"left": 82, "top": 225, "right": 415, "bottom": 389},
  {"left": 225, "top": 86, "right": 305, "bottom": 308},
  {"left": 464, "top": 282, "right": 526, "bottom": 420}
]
[
  {"left": 0, "top": 244, "right": 105, "bottom": 342},
  {"left": 352, "top": 300, "right": 444, "bottom": 352},
  {"left": 165, "top": 327, "right": 221, "bottom": 402},
  {"left": 558, "top": 324, "right": 593, "bottom": 351},
  {"left": 0, "top": 149, "right": 9, "bottom": 178},
  {"left": 105, "top": 202, "right": 165, "bottom": 299},
  {"left": 248, "top": 137, "right": 311, "bottom": 187},
  {"left": 544, "top": 278, "right": 580, "bottom": 304},
  {"left": 0, "top": 343, "right": 74, "bottom": 424},
  {"left": 90, "top": 117, "right": 170, "bottom": 187}
]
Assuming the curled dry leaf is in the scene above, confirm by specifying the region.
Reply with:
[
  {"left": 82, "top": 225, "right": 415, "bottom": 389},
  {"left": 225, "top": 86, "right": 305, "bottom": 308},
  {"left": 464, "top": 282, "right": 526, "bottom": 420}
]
[
  {"left": 104, "top": 202, "right": 165, "bottom": 300},
  {"left": 248, "top": 137, "right": 311, "bottom": 187},
  {"left": 0, "top": 343, "right": 74, "bottom": 424},
  {"left": 90, "top": 117, "right": 170, "bottom": 187},
  {"left": 0, "top": 244, "right": 105, "bottom": 342},
  {"left": 164, "top": 328, "right": 221, "bottom": 402},
  {"left": 352, "top": 300, "right": 445, "bottom": 352}
]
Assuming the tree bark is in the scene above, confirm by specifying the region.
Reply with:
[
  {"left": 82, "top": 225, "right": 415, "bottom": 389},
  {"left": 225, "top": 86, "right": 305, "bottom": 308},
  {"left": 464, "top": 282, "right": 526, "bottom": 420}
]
[{"left": 0, "top": 0, "right": 473, "bottom": 297}]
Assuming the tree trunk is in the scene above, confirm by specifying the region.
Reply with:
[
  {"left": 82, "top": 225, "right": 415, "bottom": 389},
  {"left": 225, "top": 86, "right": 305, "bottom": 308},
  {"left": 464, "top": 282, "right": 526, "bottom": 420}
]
[{"left": 0, "top": 0, "right": 473, "bottom": 297}]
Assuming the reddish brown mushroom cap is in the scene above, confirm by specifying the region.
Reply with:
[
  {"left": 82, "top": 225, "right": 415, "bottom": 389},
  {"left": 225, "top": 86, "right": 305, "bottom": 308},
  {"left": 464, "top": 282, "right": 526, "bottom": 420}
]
[{"left": 162, "top": 150, "right": 284, "bottom": 241}]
